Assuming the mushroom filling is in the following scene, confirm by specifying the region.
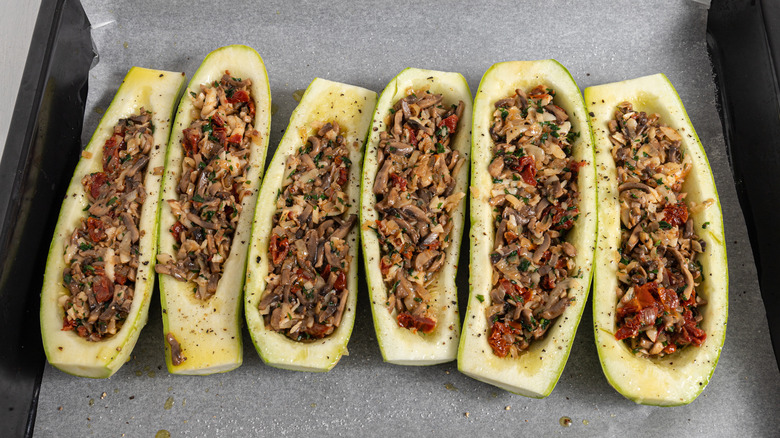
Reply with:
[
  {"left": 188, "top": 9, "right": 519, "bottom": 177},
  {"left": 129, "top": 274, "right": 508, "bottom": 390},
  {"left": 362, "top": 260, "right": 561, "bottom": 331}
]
[
  {"left": 610, "top": 102, "right": 708, "bottom": 358},
  {"left": 373, "top": 89, "right": 466, "bottom": 334},
  {"left": 485, "top": 86, "right": 584, "bottom": 358},
  {"left": 60, "top": 110, "right": 153, "bottom": 341},
  {"left": 259, "top": 122, "right": 355, "bottom": 341},
  {"left": 155, "top": 72, "right": 258, "bottom": 300}
]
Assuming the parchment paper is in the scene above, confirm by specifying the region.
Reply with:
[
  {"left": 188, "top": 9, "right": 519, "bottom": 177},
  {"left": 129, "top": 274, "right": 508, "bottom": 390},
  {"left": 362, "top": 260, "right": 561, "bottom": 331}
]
[{"left": 35, "top": 1, "right": 780, "bottom": 436}]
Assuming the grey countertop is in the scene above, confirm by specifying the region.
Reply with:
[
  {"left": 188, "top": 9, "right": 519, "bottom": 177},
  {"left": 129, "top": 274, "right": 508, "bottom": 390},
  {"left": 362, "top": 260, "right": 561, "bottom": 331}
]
[{"left": 34, "top": 1, "right": 780, "bottom": 436}]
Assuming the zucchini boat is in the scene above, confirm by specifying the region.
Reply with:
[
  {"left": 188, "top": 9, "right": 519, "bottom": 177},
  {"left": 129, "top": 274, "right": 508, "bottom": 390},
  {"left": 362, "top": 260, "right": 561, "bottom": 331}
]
[
  {"left": 245, "top": 78, "right": 377, "bottom": 371},
  {"left": 587, "top": 74, "right": 727, "bottom": 405},
  {"left": 458, "top": 60, "right": 598, "bottom": 397},
  {"left": 40, "top": 67, "right": 186, "bottom": 378},
  {"left": 155, "top": 45, "right": 271, "bottom": 374},
  {"left": 360, "top": 68, "right": 471, "bottom": 365}
]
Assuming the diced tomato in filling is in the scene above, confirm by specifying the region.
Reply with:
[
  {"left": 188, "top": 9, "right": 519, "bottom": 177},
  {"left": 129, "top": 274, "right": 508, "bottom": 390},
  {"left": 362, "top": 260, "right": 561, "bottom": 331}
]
[
  {"left": 540, "top": 275, "right": 556, "bottom": 290},
  {"left": 397, "top": 311, "right": 436, "bottom": 334},
  {"left": 568, "top": 159, "right": 585, "bottom": 175},
  {"left": 498, "top": 278, "right": 532, "bottom": 303},
  {"left": 226, "top": 89, "right": 250, "bottom": 104},
  {"left": 664, "top": 201, "right": 689, "bottom": 227},
  {"left": 337, "top": 167, "right": 348, "bottom": 186},
  {"left": 505, "top": 155, "right": 537, "bottom": 186},
  {"left": 439, "top": 115, "right": 459, "bottom": 133},
  {"left": 550, "top": 205, "right": 577, "bottom": 231},
  {"left": 93, "top": 275, "right": 113, "bottom": 303},
  {"left": 269, "top": 234, "right": 289, "bottom": 266},
  {"left": 182, "top": 127, "right": 201, "bottom": 157},
  {"left": 405, "top": 126, "right": 419, "bottom": 146},
  {"left": 679, "top": 309, "right": 707, "bottom": 346},
  {"left": 84, "top": 172, "right": 108, "bottom": 199},
  {"left": 102, "top": 133, "right": 124, "bottom": 173},
  {"left": 247, "top": 99, "right": 256, "bottom": 118},
  {"left": 333, "top": 270, "right": 347, "bottom": 291},
  {"left": 488, "top": 321, "right": 518, "bottom": 358},
  {"left": 62, "top": 316, "right": 76, "bottom": 331},
  {"left": 389, "top": 173, "right": 407, "bottom": 191},
  {"left": 227, "top": 133, "right": 243, "bottom": 144},
  {"left": 379, "top": 256, "right": 392, "bottom": 276},
  {"left": 86, "top": 217, "right": 106, "bottom": 242},
  {"left": 169, "top": 221, "right": 185, "bottom": 243}
]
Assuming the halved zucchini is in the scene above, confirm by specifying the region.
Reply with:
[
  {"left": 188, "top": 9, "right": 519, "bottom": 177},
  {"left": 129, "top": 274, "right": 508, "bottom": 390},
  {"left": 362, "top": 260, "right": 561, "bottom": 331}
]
[
  {"left": 360, "top": 68, "right": 471, "bottom": 365},
  {"left": 587, "top": 74, "right": 727, "bottom": 406},
  {"left": 40, "top": 67, "right": 186, "bottom": 378},
  {"left": 245, "top": 78, "right": 377, "bottom": 371},
  {"left": 157, "top": 45, "right": 271, "bottom": 374},
  {"left": 458, "top": 60, "right": 598, "bottom": 396}
]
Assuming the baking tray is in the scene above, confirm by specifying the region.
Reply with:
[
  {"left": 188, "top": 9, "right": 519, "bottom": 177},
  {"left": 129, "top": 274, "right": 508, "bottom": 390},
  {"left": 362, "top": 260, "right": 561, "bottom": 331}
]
[{"left": 3, "top": 0, "right": 780, "bottom": 436}]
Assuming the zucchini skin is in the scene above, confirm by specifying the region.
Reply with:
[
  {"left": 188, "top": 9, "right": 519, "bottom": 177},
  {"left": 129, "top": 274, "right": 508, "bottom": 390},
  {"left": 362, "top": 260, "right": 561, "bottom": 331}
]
[
  {"left": 458, "top": 60, "right": 597, "bottom": 397},
  {"left": 587, "top": 74, "right": 728, "bottom": 406},
  {"left": 40, "top": 67, "right": 186, "bottom": 378},
  {"left": 360, "top": 68, "right": 472, "bottom": 365},
  {"left": 157, "top": 45, "right": 272, "bottom": 375},
  {"left": 244, "top": 78, "right": 377, "bottom": 372}
]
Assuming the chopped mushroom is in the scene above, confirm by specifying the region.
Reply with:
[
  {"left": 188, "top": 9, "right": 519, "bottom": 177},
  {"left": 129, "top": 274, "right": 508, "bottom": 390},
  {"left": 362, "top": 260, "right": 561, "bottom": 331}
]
[
  {"left": 485, "top": 86, "right": 584, "bottom": 358},
  {"left": 610, "top": 102, "right": 707, "bottom": 358},
  {"left": 258, "top": 122, "right": 355, "bottom": 341},
  {"left": 60, "top": 110, "right": 153, "bottom": 341},
  {"left": 155, "top": 72, "right": 257, "bottom": 300},
  {"left": 374, "top": 89, "right": 465, "bottom": 333}
]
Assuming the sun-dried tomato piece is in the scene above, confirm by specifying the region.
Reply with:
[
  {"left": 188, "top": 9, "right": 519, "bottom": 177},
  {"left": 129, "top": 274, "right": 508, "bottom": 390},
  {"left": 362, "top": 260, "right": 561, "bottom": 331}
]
[
  {"left": 389, "top": 173, "right": 407, "bottom": 191},
  {"left": 226, "top": 89, "right": 250, "bottom": 104},
  {"left": 182, "top": 127, "right": 201, "bottom": 156},
  {"left": 664, "top": 201, "right": 689, "bottom": 228},
  {"left": 488, "top": 321, "right": 512, "bottom": 357},
  {"left": 439, "top": 114, "right": 459, "bottom": 133},
  {"left": 93, "top": 275, "right": 113, "bottom": 303},
  {"left": 337, "top": 167, "right": 348, "bottom": 186},
  {"left": 102, "top": 133, "right": 124, "bottom": 173},
  {"left": 333, "top": 270, "right": 347, "bottom": 291},
  {"left": 169, "top": 221, "right": 185, "bottom": 243},
  {"left": 397, "top": 311, "right": 436, "bottom": 334},
  {"left": 84, "top": 172, "right": 109, "bottom": 199},
  {"left": 86, "top": 217, "right": 106, "bottom": 242},
  {"left": 269, "top": 234, "right": 289, "bottom": 266}
]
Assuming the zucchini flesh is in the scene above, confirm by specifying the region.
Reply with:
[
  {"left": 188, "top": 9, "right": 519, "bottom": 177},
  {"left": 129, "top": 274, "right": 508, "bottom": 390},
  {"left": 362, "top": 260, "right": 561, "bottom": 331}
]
[
  {"left": 360, "top": 68, "right": 471, "bottom": 365},
  {"left": 458, "top": 60, "right": 597, "bottom": 397},
  {"left": 245, "top": 78, "right": 377, "bottom": 371},
  {"left": 157, "top": 45, "right": 271, "bottom": 374},
  {"left": 587, "top": 74, "right": 728, "bottom": 406},
  {"left": 40, "top": 67, "right": 186, "bottom": 378}
]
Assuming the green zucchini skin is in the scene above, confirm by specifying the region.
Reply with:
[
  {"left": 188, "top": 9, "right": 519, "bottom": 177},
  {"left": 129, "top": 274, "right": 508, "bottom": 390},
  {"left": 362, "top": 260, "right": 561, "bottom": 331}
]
[
  {"left": 587, "top": 74, "right": 728, "bottom": 406},
  {"left": 157, "top": 45, "right": 271, "bottom": 375},
  {"left": 360, "top": 68, "right": 472, "bottom": 365},
  {"left": 244, "top": 78, "right": 377, "bottom": 372},
  {"left": 458, "top": 60, "right": 597, "bottom": 397},
  {"left": 40, "top": 67, "right": 186, "bottom": 378}
]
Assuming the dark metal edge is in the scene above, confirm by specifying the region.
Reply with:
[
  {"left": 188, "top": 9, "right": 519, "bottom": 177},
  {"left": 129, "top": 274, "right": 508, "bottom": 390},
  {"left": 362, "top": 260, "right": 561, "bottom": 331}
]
[{"left": 0, "top": 0, "right": 94, "bottom": 436}]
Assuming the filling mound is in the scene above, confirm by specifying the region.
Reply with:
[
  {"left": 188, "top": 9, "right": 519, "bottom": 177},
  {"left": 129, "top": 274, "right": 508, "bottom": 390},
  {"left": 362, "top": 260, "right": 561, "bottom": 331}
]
[
  {"left": 155, "top": 72, "right": 257, "bottom": 300},
  {"left": 610, "top": 102, "right": 708, "bottom": 357},
  {"left": 485, "top": 86, "right": 584, "bottom": 358},
  {"left": 259, "top": 122, "right": 356, "bottom": 341},
  {"left": 61, "top": 110, "right": 153, "bottom": 341},
  {"left": 373, "top": 89, "right": 466, "bottom": 334}
]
